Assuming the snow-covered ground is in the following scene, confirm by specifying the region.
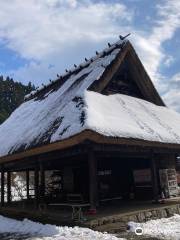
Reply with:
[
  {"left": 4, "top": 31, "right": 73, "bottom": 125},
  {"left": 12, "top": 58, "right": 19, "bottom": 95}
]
[
  {"left": 0, "top": 214, "right": 180, "bottom": 239},
  {"left": 129, "top": 214, "right": 180, "bottom": 240},
  {"left": 0, "top": 215, "right": 122, "bottom": 240}
]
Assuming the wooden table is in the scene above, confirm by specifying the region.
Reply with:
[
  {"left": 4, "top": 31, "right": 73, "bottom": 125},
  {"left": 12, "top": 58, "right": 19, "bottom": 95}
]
[{"left": 48, "top": 203, "right": 90, "bottom": 222}]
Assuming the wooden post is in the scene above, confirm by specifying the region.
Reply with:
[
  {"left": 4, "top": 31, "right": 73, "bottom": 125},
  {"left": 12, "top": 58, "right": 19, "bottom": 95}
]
[
  {"left": 1, "top": 166, "right": 4, "bottom": 207},
  {"left": 151, "top": 155, "right": 159, "bottom": 203},
  {"left": 39, "top": 161, "right": 45, "bottom": 198},
  {"left": 88, "top": 147, "right": 98, "bottom": 213},
  {"left": 26, "top": 170, "right": 30, "bottom": 200},
  {"left": 34, "top": 164, "right": 39, "bottom": 208},
  {"left": 7, "top": 172, "right": 11, "bottom": 204}
]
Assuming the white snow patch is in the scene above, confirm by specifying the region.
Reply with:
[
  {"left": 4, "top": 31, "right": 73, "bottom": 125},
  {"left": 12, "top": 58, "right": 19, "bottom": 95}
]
[
  {"left": 84, "top": 91, "right": 180, "bottom": 143},
  {"left": 0, "top": 215, "right": 123, "bottom": 240},
  {"left": 129, "top": 214, "right": 180, "bottom": 240}
]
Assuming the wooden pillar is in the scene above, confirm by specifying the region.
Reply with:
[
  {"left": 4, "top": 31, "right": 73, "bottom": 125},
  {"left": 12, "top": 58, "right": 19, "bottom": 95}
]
[
  {"left": 88, "top": 147, "right": 98, "bottom": 212},
  {"left": 26, "top": 170, "right": 30, "bottom": 200},
  {"left": 1, "top": 166, "right": 4, "bottom": 207},
  {"left": 34, "top": 164, "right": 39, "bottom": 208},
  {"left": 7, "top": 172, "right": 11, "bottom": 204},
  {"left": 39, "top": 161, "right": 45, "bottom": 198},
  {"left": 151, "top": 155, "right": 159, "bottom": 203}
]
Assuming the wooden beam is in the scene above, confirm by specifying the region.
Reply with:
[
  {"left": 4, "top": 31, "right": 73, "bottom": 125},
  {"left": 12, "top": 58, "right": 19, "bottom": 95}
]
[
  {"left": 126, "top": 45, "right": 165, "bottom": 106},
  {"left": 39, "top": 161, "right": 45, "bottom": 198},
  {"left": 1, "top": 166, "right": 4, "bottom": 207},
  {"left": 34, "top": 164, "right": 39, "bottom": 208},
  {"left": 0, "top": 130, "right": 180, "bottom": 165},
  {"left": 151, "top": 155, "right": 159, "bottom": 202},
  {"left": 26, "top": 170, "right": 30, "bottom": 200},
  {"left": 7, "top": 171, "right": 11, "bottom": 204},
  {"left": 89, "top": 42, "right": 129, "bottom": 93},
  {"left": 88, "top": 147, "right": 98, "bottom": 211}
]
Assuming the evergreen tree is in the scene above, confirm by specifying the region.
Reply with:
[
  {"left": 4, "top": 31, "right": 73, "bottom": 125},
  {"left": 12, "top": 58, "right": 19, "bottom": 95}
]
[{"left": 0, "top": 76, "right": 35, "bottom": 124}]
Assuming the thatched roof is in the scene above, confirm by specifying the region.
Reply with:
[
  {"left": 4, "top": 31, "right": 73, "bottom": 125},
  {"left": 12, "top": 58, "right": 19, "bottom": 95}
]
[{"left": 0, "top": 38, "right": 180, "bottom": 159}]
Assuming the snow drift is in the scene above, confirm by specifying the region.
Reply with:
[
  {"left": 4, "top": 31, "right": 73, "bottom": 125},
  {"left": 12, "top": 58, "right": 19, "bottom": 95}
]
[{"left": 0, "top": 215, "right": 121, "bottom": 240}]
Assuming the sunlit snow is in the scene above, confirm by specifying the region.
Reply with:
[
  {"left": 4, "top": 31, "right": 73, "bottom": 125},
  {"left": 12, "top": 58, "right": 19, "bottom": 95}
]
[{"left": 129, "top": 214, "right": 180, "bottom": 240}]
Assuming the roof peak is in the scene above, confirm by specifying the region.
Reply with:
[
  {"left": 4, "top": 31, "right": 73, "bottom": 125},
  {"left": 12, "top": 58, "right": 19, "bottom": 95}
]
[{"left": 24, "top": 36, "right": 129, "bottom": 101}]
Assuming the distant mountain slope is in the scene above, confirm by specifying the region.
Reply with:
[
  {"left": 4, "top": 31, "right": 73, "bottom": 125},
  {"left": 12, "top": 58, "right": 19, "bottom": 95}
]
[{"left": 0, "top": 76, "right": 35, "bottom": 124}]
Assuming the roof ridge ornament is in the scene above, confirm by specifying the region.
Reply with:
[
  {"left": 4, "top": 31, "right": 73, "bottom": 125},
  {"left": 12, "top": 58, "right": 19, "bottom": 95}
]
[{"left": 119, "top": 33, "right": 131, "bottom": 40}]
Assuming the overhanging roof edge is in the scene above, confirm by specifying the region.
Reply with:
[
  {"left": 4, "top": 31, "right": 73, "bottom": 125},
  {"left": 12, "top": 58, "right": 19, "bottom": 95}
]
[{"left": 0, "top": 130, "right": 180, "bottom": 165}]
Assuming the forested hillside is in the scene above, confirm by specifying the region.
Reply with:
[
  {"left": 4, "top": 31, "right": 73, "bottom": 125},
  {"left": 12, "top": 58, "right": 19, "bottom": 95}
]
[{"left": 0, "top": 76, "right": 35, "bottom": 124}]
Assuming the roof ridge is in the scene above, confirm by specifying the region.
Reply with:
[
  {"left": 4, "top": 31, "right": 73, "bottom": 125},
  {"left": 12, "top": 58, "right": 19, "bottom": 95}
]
[{"left": 24, "top": 37, "right": 128, "bottom": 101}]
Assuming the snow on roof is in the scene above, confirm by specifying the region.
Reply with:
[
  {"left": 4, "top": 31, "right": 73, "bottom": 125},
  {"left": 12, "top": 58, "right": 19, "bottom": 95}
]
[
  {"left": 0, "top": 46, "right": 123, "bottom": 157},
  {"left": 24, "top": 38, "right": 125, "bottom": 101},
  {"left": 84, "top": 91, "right": 180, "bottom": 143},
  {"left": 1, "top": 38, "right": 180, "bottom": 158},
  {"left": 1, "top": 87, "right": 180, "bottom": 158}
]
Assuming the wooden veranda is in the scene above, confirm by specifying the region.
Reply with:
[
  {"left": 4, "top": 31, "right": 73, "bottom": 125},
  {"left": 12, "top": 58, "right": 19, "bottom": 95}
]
[{"left": 0, "top": 131, "right": 179, "bottom": 213}]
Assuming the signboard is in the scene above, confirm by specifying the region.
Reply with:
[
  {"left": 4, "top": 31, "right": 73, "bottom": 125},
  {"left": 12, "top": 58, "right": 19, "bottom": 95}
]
[
  {"left": 159, "top": 168, "right": 178, "bottom": 197},
  {"left": 133, "top": 169, "right": 151, "bottom": 184}
]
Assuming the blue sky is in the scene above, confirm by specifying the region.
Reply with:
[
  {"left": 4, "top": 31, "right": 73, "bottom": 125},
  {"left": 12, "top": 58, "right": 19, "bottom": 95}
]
[{"left": 0, "top": 0, "right": 180, "bottom": 111}]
